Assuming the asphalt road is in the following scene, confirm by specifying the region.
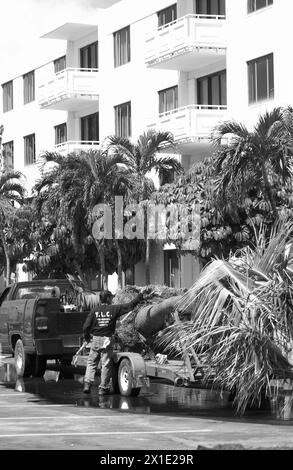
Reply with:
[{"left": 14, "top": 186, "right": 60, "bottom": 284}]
[{"left": 1, "top": 356, "right": 293, "bottom": 450}]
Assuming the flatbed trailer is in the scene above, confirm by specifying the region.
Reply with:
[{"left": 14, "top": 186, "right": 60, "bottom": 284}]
[{"left": 72, "top": 342, "right": 210, "bottom": 397}]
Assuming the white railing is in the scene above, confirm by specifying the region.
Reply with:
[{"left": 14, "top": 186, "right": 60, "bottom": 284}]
[
  {"left": 147, "top": 105, "right": 227, "bottom": 143},
  {"left": 146, "top": 14, "right": 226, "bottom": 66},
  {"left": 38, "top": 68, "right": 99, "bottom": 107},
  {"left": 54, "top": 141, "right": 100, "bottom": 154}
]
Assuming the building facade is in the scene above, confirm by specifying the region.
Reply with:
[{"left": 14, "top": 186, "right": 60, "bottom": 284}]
[{"left": 0, "top": 0, "right": 286, "bottom": 291}]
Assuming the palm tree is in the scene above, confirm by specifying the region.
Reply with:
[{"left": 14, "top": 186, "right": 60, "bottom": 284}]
[
  {"left": 0, "top": 171, "right": 26, "bottom": 284},
  {"left": 211, "top": 107, "right": 293, "bottom": 216},
  {"left": 37, "top": 149, "right": 133, "bottom": 290},
  {"left": 107, "top": 129, "right": 183, "bottom": 284},
  {"left": 159, "top": 217, "right": 293, "bottom": 415}
]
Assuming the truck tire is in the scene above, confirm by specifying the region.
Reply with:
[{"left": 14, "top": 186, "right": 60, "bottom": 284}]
[
  {"left": 14, "top": 339, "right": 33, "bottom": 377},
  {"left": 118, "top": 358, "right": 141, "bottom": 397}
]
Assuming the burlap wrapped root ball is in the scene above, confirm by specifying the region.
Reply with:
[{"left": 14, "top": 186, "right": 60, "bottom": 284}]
[{"left": 112, "top": 285, "right": 186, "bottom": 358}]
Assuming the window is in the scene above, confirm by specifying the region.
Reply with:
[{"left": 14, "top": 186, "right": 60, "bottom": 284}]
[
  {"left": 114, "top": 102, "right": 131, "bottom": 138},
  {"left": 113, "top": 26, "right": 130, "bottom": 67},
  {"left": 2, "top": 81, "right": 13, "bottom": 112},
  {"left": 80, "top": 42, "right": 98, "bottom": 69},
  {"left": 195, "top": 0, "right": 226, "bottom": 16},
  {"left": 159, "top": 86, "right": 178, "bottom": 114},
  {"left": 24, "top": 134, "right": 35, "bottom": 165},
  {"left": 2, "top": 141, "right": 14, "bottom": 170},
  {"left": 23, "top": 71, "right": 35, "bottom": 104},
  {"left": 248, "top": 0, "right": 273, "bottom": 13},
  {"left": 54, "top": 56, "right": 66, "bottom": 73},
  {"left": 81, "top": 112, "right": 99, "bottom": 141},
  {"left": 197, "top": 70, "right": 227, "bottom": 106},
  {"left": 248, "top": 54, "right": 274, "bottom": 103},
  {"left": 55, "top": 123, "right": 67, "bottom": 145},
  {"left": 158, "top": 4, "right": 177, "bottom": 27}
]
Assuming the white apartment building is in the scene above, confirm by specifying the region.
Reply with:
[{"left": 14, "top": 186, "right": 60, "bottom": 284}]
[{"left": 0, "top": 0, "right": 288, "bottom": 291}]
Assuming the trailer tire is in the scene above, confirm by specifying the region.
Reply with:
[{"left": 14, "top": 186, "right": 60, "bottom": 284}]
[
  {"left": 118, "top": 359, "right": 141, "bottom": 397},
  {"left": 14, "top": 339, "right": 33, "bottom": 377}
]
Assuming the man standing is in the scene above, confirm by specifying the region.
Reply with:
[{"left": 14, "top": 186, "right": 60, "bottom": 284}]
[{"left": 82, "top": 290, "right": 143, "bottom": 395}]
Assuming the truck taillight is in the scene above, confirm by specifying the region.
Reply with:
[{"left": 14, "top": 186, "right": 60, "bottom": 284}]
[{"left": 35, "top": 317, "right": 49, "bottom": 331}]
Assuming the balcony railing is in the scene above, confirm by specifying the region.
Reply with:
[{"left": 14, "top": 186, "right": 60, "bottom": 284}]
[
  {"left": 145, "top": 14, "right": 226, "bottom": 68},
  {"left": 147, "top": 105, "right": 227, "bottom": 144},
  {"left": 38, "top": 68, "right": 99, "bottom": 109},
  {"left": 54, "top": 141, "right": 100, "bottom": 155}
]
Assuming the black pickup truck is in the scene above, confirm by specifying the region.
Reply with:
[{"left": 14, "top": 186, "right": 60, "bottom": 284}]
[{"left": 0, "top": 280, "right": 92, "bottom": 377}]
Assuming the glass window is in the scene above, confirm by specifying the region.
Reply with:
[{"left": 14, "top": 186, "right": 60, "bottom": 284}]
[
  {"left": 113, "top": 26, "right": 130, "bottom": 67},
  {"left": 158, "top": 4, "right": 177, "bottom": 27},
  {"left": 158, "top": 86, "right": 178, "bottom": 114},
  {"left": 195, "top": 0, "right": 226, "bottom": 16},
  {"left": 248, "top": 0, "right": 273, "bottom": 13},
  {"left": 55, "top": 123, "right": 67, "bottom": 145},
  {"left": 54, "top": 56, "right": 66, "bottom": 73},
  {"left": 114, "top": 102, "right": 131, "bottom": 138},
  {"left": 197, "top": 70, "right": 227, "bottom": 106},
  {"left": 247, "top": 54, "right": 274, "bottom": 103},
  {"left": 23, "top": 71, "right": 35, "bottom": 104},
  {"left": 2, "top": 81, "right": 13, "bottom": 113},
  {"left": 80, "top": 42, "right": 98, "bottom": 69},
  {"left": 2, "top": 141, "right": 14, "bottom": 170},
  {"left": 24, "top": 134, "right": 36, "bottom": 165},
  {"left": 81, "top": 112, "right": 99, "bottom": 141}
]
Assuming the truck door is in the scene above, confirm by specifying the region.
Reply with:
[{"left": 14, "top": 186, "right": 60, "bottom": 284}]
[{"left": 0, "top": 287, "right": 12, "bottom": 353}]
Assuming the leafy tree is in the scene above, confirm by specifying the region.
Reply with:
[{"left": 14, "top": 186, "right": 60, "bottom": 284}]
[
  {"left": 0, "top": 171, "right": 26, "bottom": 284},
  {"left": 107, "top": 130, "right": 183, "bottom": 284},
  {"left": 34, "top": 149, "right": 138, "bottom": 289},
  {"left": 211, "top": 107, "right": 293, "bottom": 216}
]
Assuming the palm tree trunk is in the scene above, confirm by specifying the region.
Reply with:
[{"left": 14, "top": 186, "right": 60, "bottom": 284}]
[
  {"left": 145, "top": 238, "right": 151, "bottom": 285},
  {"left": 261, "top": 161, "right": 277, "bottom": 216},
  {"left": 99, "top": 248, "right": 108, "bottom": 291},
  {"left": 115, "top": 240, "right": 123, "bottom": 289},
  {"left": 1, "top": 234, "right": 10, "bottom": 286},
  {"left": 93, "top": 239, "right": 108, "bottom": 291},
  {"left": 73, "top": 260, "right": 88, "bottom": 288}
]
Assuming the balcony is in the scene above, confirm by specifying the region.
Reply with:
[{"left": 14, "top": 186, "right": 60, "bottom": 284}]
[
  {"left": 147, "top": 105, "right": 227, "bottom": 152},
  {"left": 38, "top": 68, "right": 99, "bottom": 111},
  {"left": 54, "top": 141, "right": 100, "bottom": 155},
  {"left": 145, "top": 14, "right": 226, "bottom": 71}
]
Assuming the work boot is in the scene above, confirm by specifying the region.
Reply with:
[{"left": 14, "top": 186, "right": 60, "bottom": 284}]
[{"left": 83, "top": 382, "right": 91, "bottom": 394}]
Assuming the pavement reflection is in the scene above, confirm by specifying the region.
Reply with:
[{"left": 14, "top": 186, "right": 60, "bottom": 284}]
[{"left": 1, "top": 360, "right": 293, "bottom": 422}]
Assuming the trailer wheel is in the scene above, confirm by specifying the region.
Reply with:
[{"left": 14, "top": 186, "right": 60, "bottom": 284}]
[
  {"left": 118, "top": 359, "right": 141, "bottom": 397},
  {"left": 14, "top": 339, "right": 33, "bottom": 377}
]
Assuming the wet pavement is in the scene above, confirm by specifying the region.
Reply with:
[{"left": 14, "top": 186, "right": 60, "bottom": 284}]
[{"left": 1, "top": 356, "right": 293, "bottom": 450}]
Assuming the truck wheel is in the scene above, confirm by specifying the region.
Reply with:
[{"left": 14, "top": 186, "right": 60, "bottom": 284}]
[
  {"left": 14, "top": 339, "right": 33, "bottom": 377},
  {"left": 118, "top": 359, "right": 141, "bottom": 397},
  {"left": 32, "top": 356, "right": 47, "bottom": 378}
]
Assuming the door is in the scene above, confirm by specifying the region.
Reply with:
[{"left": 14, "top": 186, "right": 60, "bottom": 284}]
[
  {"left": 164, "top": 251, "right": 181, "bottom": 288},
  {"left": 0, "top": 287, "right": 12, "bottom": 353}
]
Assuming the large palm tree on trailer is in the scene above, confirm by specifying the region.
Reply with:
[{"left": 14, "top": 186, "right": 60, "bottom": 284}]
[
  {"left": 107, "top": 129, "right": 183, "bottom": 284},
  {"left": 211, "top": 107, "right": 293, "bottom": 216},
  {"left": 0, "top": 171, "right": 26, "bottom": 284}
]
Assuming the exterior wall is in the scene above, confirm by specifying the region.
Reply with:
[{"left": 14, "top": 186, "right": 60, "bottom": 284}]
[
  {"left": 3, "top": 0, "right": 287, "bottom": 292},
  {"left": 226, "top": 0, "right": 293, "bottom": 127}
]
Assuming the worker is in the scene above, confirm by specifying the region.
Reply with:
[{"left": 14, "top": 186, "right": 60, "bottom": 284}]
[{"left": 82, "top": 290, "right": 143, "bottom": 395}]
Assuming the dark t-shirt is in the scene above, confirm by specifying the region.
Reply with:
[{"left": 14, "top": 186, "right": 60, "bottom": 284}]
[{"left": 83, "top": 294, "right": 142, "bottom": 339}]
